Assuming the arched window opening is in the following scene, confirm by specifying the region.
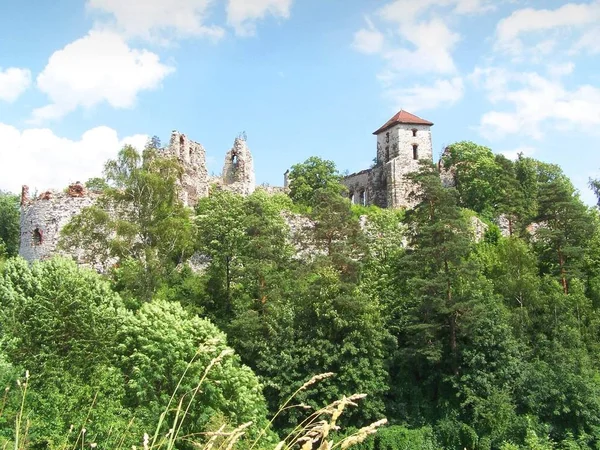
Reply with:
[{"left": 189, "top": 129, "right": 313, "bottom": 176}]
[
  {"left": 413, "top": 144, "right": 419, "bottom": 160},
  {"left": 359, "top": 190, "right": 367, "bottom": 206},
  {"left": 349, "top": 191, "right": 355, "bottom": 204},
  {"left": 412, "top": 128, "right": 417, "bottom": 137},
  {"left": 232, "top": 154, "right": 239, "bottom": 166},
  {"left": 32, "top": 228, "right": 43, "bottom": 246},
  {"left": 179, "top": 135, "right": 185, "bottom": 147}
]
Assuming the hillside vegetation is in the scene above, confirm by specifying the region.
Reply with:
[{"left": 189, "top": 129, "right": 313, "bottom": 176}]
[{"left": 0, "top": 140, "right": 600, "bottom": 449}]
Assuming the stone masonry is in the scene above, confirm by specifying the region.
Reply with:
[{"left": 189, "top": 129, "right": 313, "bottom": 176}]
[
  {"left": 19, "top": 112, "right": 443, "bottom": 266},
  {"left": 342, "top": 110, "right": 434, "bottom": 209},
  {"left": 19, "top": 132, "right": 259, "bottom": 265},
  {"left": 221, "top": 136, "right": 256, "bottom": 196},
  {"left": 165, "top": 131, "right": 209, "bottom": 207},
  {"left": 19, "top": 183, "right": 101, "bottom": 267}
]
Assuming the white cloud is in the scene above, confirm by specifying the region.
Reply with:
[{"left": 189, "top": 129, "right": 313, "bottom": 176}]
[
  {"left": 227, "top": 0, "right": 293, "bottom": 36},
  {"left": 352, "top": 0, "right": 494, "bottom": 114},
  {"left": 388, "top": 77, "right": 464, "bottom": 112},
  {"left": 87, "top": 0, "right": 224, "bottom": 42},
  {"left": 0, "top": 124, "right": 147, "bottom": 195},
  {"left": 381, "top": 18, "right": 460, "bottom": 75},
  {"left": 353, "top": 19, "right": 384, "bottom": 54},
  {"left": 500, "top": 146, "right": 536, "bottom": 160},
  {"left": 573, "top": 27, "right": 600, "bottom": 54},
  {"left": 0, "top": 67, "right": 32, "bottom": 102},
  {"left": 547, "top": 62, "right": 575, "bottom": 78},
  {"left": 495, "top": 1, "right": 600, "bottom": 56},
  {"left": 474, "top": 68, "right": 600, "bottom": 139},
  {"left": 32, "top": 30, "right": 174, "bottom": 123}
]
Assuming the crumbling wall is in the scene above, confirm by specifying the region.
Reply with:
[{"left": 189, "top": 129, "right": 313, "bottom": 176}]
[
  {"left": 19, "top": 183, "right": 103, "bottom": 268},
  {"left": 165, "top": 131, "right": 209, "bottom": 207},
  {"left": 343, "top": 170, "right": 370, "bottom": 205},
  {"left": 221, "top": 137, "right": 256, "bottom": 196}
]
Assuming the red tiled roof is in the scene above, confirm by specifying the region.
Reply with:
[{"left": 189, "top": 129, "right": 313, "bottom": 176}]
[{"left": 373, "top": 110, "right": 434, "bottom": 135}]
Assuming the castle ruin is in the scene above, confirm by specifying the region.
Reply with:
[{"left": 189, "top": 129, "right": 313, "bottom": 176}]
[
  {"left": 342, "top": 110, "right": 434, "bottom": 209},
  {"left": 19, "top": 132, "right": 257, "bottom": 265},
  {"left": 19, "top": 110, "right": 439, "bottom": 265}
]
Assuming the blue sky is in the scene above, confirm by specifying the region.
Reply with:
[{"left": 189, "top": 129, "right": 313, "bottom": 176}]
[{"left": 1, "top": 0, "right": 599, "bottom": 204}]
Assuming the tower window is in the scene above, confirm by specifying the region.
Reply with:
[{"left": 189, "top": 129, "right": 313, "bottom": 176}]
[
  {"left": 412, "top": 129, "right": 417, "bottom": 137},
  {"left": 413, "top": 144, "right": 419, "bottom": 160},
  {"left": 32, "top": 228, "right": 43, "bottom": 246},
  {"left": 179, "top": 135, "right": 185, "bottom": 147},
  {"left": 232, "top": 154, "right": 238, "bottom": 166},
  {"left": 385, "top": 146, "right": 390, "bottom": 162}
]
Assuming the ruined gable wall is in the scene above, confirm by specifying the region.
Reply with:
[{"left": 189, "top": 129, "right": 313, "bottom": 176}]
[
  {"left": 221, "top": 137, "right": 256, "bottom": 196},
  {"left": 165, "top": 131, "right": 209, "bottom": 207}
]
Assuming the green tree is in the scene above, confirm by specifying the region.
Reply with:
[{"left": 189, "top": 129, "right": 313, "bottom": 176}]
[
  {"left": 0, "top": 192, "right": 20, "bottom": 257},
  {"left": 534, "top": 177, "right": 594, "bottom": 294},
  {"left": 60, "top": 142, "right": 194, "bottom": 301},
  {"left": 590, "top": 177, "right": 600, "bottom": 207},
  {"left": 0, "top": 257, "right": 128, "bottom": 447},
  {"left": 440, "top": 141, "right": 502, "bottom": 217},
  {"left": 116, "top": 299, "right": 272, "bottom": 444},
  {"left": 194, "top": 190, "right": 293, "bottom": 327},
  {"left": 287, "top": 156, "right": 347, "bottom": 206}
]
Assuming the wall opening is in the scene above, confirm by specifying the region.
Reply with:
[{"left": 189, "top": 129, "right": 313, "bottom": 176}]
[
  {"left": 349, "top": 191, "right": 355, "bottom": 204},
  {"left": 359, "top": 190, "right": 367, "bottom": 206},
  {"left": 232, "top": 154, "right": 239, "bottom": 167},
  {"left": 412, "top": 128, "right": 417, "bottom": 137},
  {"left": 32, "top": 228, "right": 43, "bottom": 246},
  {"left": 179, "top": 135, "right": 185, "bottom": 147},
  {"left": 385, "top": 146, "right": 390, "bottom": 162},
  {"left": 413, "top": 144, "right": 419, "bottom": 160}
]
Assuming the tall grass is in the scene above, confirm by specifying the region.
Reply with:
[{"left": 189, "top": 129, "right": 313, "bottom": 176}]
[{"left": 0, "top": 350, "right": 387, "bottom": 450}]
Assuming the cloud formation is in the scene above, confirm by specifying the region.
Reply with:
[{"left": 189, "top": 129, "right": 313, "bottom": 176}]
[
  {"left": 0, "top": 124, "right": 147, "bottom": 194},
  {"left": 388, "top": 77, "right": 464, "bottom": 112},
  {"left": 0, "top": 67, "right": 32, "bottom": 103},
  {"left": 495, "top": 1, "right": 600, "bottom": 57},
  {"left": 32, "top": 30, "right": 174, "bottom": 123},
  {"left": 227, "top": 0, "right": 293, "bottom": 36},
  {"left": 472, "top": 68, "right": 600, "bottom": 139},
  {"left": 352, "top": 0, "right": 492, "bottom": 112},
  {"left": 87, "top": 0, "right": 224, "bottom": 42}
]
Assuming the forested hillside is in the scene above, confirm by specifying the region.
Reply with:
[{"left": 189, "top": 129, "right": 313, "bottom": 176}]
[{"left": 1, "top": 140, "right": 600, "bottom": 449}]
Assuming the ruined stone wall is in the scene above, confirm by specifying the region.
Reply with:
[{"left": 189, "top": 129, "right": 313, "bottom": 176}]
[
  {"left": 221, "top": 137, "right": 256, "bottom": 196},
  {"left": 19, "top": 183, "right": 105, "bottom": 269},
  {"left": 165, "top": 131, "right": 209, "bottom": 207},
  {"left": 344, "top": 123, "right": 433, "bottom": 209},
  {"left": 343, "top": 169, "right": 370, "bottom": 205}
]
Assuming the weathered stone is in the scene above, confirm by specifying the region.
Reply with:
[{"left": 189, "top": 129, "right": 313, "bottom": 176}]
[
  {"left": 222, "top": 137, "right": 256, "bottom": 196},
  {"left": 165, "top": 131, "right": 210, "bottom": 207},
  {"left": 19, "top": 189, "right": 103, "bottom": 268},
  {"left": 469, "top": 216, "right": 489, "bottom": 243},
  {"left": 67, "top": 182, "right": 86, "bottom": 198},
  {"left": 39, "top": 191, "right": 53, "bottom": 201},
  {"left": 21, "top": 185, "right": 29, "bottom": 205},
  {"left": 342, "top": 111, "right": 434, "bottom": 209},
  {"left": 19, "top": 130, "right": 266, "bottom": 269}
]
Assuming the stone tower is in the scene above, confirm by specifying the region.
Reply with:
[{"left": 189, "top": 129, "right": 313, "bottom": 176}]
[
  {"left": 342, "top": 110, "right": 434, "bottom": 209},
  {"left": 374, "top": 110, "right": 434, "bottom": 208},
  {"left": 222, "top": 136, "right": 256, "bottom": 196},
  {"left": 165, "top": 131, "right": 209, "bottom": 207}
]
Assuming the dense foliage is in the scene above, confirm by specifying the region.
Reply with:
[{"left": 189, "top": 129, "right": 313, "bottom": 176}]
[
  {"left": 1, "top": 140, "right": 600, "bottom": 449},
  {"left": 0, "top": 191, "right": 19, "bottom": 258}
]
